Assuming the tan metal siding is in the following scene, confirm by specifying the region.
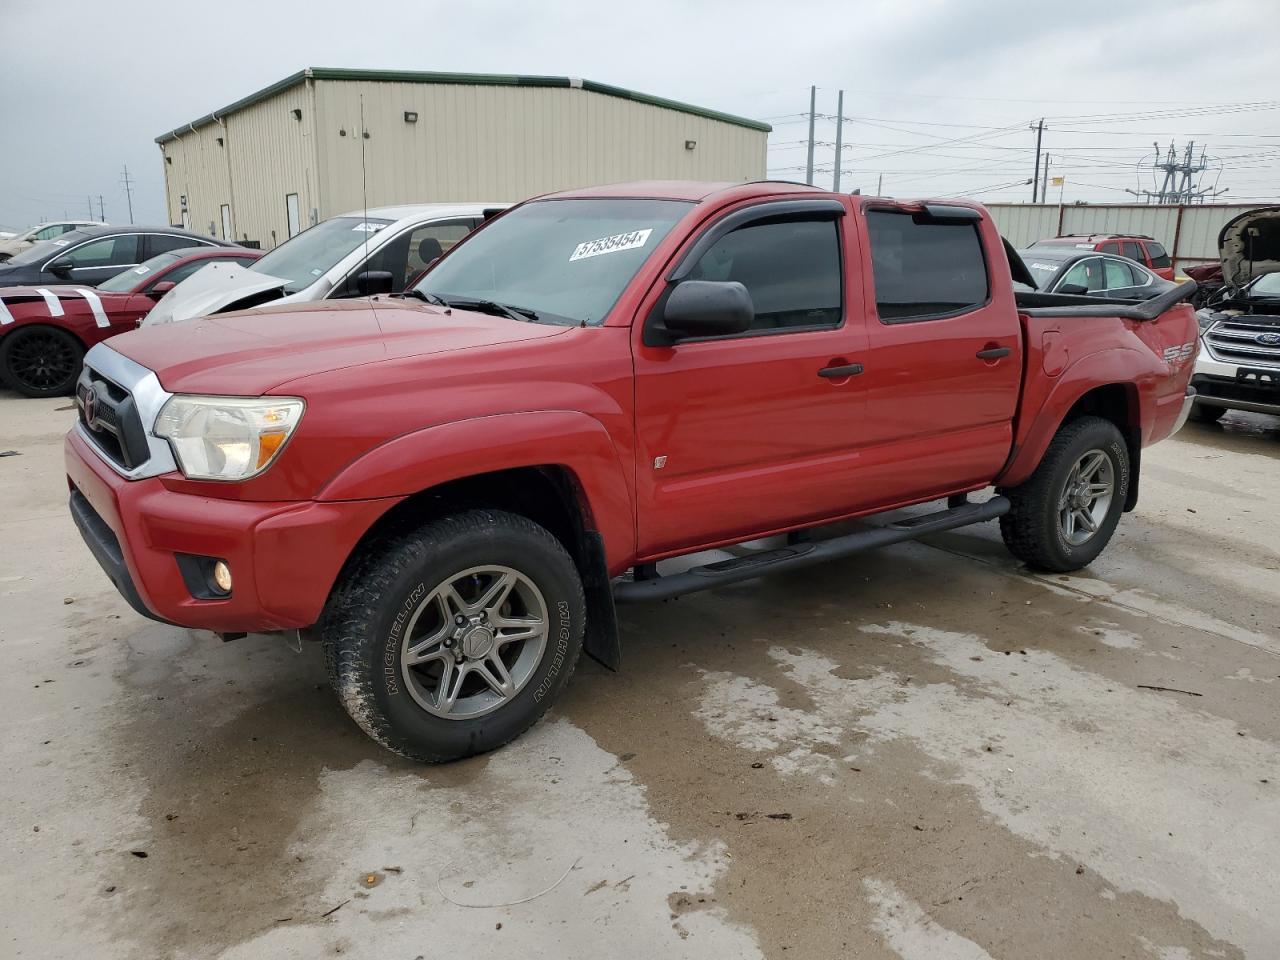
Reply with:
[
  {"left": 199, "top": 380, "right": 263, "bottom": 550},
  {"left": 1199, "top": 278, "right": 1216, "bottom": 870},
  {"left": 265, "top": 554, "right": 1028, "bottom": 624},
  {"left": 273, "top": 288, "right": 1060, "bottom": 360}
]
[
  {"left": 313, "top": 80, "right": 766, "bottom": 215},
  {"left": 158, "top": 123, "right": 232, "bottom": 241}
]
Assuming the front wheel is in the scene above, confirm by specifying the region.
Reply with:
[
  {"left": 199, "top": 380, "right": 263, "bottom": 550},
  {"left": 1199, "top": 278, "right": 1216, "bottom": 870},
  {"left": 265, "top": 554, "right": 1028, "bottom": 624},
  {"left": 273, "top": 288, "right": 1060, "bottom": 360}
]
[
  {"left": 999, "top": 416, "right": 1130, "bottom": 572},
  {"left": 0, "top": 326, "right": 84, "bottom": 397},
  {"left": 321, "top": 509, "right": 585, "bottom": 762}
]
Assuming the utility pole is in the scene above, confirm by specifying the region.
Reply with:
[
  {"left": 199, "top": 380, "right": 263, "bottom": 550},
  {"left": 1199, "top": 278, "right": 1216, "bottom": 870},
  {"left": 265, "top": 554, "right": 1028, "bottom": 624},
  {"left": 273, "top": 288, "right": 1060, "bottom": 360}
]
[
  {"left": 88, "top": 195, "right": 94, "bottom": 220},
  {"left": 1040, "top": 155, "right": 1051, "bottom": 204},
  {"left": 1030, "top": 119, "right": 1044, "bottom": 202},
  {"left": 98, "top": 195, "right": 105, "bottom": 222},
  {"left": 805, "top": 85, "right": 816, "bottom": 186},
  {"left": 876, "top": 173, "right": 883, "bottom": 196},
  {"left": 120, "top": 164, "right": 135, "bottom": 224},
  {"left": 832, "top": 90, "right": 844, "bottom": 192}
]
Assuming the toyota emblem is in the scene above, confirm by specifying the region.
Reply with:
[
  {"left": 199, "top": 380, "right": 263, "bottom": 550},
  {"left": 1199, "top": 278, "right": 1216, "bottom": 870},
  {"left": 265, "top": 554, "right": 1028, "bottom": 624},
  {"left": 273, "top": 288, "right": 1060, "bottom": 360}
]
[{"left": 83, "top": 386, "right": 99, "bottom": 429}]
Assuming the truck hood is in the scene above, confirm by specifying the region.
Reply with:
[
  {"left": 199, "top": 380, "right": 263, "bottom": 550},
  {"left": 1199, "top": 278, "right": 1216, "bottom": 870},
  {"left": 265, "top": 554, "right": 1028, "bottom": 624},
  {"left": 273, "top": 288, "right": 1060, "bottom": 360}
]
[
  {"left": 1218, "top": 206, "right": 1280, "bottom": 288},
  {"left": 142, "top": 261, "right": 293, "bottom": 326},
  {"left": 106, "top": 297, "right": 572, "bottom": 395}
]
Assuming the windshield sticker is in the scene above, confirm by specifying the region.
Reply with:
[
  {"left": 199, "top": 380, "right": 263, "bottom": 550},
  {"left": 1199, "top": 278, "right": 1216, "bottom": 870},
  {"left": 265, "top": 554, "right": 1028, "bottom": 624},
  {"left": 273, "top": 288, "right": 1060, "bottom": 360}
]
[
  {"left": 133, "top": 265, "right": 150, "bottom": 275},
  {"left": 1074, "top": 243, "right": 1094, "bottom": 249},
  {"left": 1030, "top": 262, "right": 1058, "bottom": 272},
  {"left": 351, "top": 222, "right": 387, "bottom": 233},
  {"left": 569, "top": 228, "right": 653, "bottom": 263},
  {"left": 51, "top": 239, "right": 70, "bottom": 247},
  {"left": 310, "top": 268, "right": 323, "bottom": 276}
]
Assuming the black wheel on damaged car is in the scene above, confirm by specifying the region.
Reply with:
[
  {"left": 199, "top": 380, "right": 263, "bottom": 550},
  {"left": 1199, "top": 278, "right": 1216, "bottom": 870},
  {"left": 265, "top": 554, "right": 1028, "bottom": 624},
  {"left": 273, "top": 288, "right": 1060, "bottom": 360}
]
[
  {"left": 998, "top": 415, "right": 1129, "bottom": 573},
  {"left": 321, "top": 509, "right": 585, "bottom": 762},
  {"left": 0, "top": 325, "right": 84, "bottom": 398}
]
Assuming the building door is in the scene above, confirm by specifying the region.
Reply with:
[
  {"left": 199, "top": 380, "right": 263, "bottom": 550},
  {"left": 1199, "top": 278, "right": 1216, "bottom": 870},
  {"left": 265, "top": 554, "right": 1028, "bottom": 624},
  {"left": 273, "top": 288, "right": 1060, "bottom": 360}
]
[
  {"left": 286, "top": 194, "right": 301, "bottom": 238},
  {"left": 220, "top": 204, "right": 233, "bottom": 241}
]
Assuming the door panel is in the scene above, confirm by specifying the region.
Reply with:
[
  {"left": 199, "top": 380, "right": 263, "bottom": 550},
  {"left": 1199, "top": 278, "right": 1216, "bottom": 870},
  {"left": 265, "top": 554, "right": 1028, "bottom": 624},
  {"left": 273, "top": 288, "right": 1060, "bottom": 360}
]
[
  {"left": 632, "top": 206, "right": 868, "bottom": 555},
  {"left": 854, "top": 207, "right": 1022, "bottom": 506}
]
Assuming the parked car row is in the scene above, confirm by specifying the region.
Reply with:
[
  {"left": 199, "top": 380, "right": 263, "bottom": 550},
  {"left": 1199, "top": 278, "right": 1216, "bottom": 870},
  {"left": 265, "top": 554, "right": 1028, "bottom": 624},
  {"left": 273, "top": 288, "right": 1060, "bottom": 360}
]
[{"left": 0, "top": 204, "right": 503, "bottom": 396}]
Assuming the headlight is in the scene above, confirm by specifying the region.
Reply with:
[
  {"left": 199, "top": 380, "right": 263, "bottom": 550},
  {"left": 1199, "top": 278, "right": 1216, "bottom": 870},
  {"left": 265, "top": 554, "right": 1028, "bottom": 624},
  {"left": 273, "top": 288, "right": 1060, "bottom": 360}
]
[
  {"left": 154, "top": 395, "right": 304, "bottom": 481},
  {"left": 1195, "top": 309, "right": 1219, "bottom": 333}
]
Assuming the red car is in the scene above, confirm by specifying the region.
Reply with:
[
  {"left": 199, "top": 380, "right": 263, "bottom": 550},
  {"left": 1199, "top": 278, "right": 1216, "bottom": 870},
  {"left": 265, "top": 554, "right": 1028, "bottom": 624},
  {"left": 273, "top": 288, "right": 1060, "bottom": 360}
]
[
  {"left": 0, "top": 246, "right": 261, "bottom": 397},
  {"left": 65, "top": 181, "right": 1198, "bottom": 762},
  {"left": 1029, "top": 234, "right": 1175, "bottom": 281}
]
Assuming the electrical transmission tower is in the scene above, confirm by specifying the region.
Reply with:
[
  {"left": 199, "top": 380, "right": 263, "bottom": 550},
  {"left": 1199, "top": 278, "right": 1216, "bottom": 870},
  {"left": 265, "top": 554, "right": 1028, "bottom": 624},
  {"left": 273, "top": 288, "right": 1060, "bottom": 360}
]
[{"left": 1127, "top": 141, "right": 1227, "bottom": 204}]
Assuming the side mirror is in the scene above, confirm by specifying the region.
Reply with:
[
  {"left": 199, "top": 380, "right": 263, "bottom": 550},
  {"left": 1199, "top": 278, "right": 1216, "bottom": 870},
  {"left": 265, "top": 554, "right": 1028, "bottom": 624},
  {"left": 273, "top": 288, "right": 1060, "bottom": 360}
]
[
  {"left": 47, "top": 258, "right": 73, "bottom": 277},
  {"left": 355, "top": 270, "right": 395, "bottom": 296},
  {"left": 651, "top": 280, "right": 753, "bottom": 345},
  {"left": 147, "top": 280, "right": 177, "bottom": 299},
  {"left": 1058, "top": 282, "right": 1089, "bottom": 296}
]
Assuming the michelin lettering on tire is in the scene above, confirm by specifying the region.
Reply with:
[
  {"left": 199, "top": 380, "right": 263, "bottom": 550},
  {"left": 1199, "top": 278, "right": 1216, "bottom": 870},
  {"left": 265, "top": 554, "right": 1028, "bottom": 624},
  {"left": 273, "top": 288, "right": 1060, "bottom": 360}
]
[
  {"left": 534, "top": 600, "right": 573, "bottom": 703},
  {"left": 384, "top": 582, "right": 426, "bottom": 696}
]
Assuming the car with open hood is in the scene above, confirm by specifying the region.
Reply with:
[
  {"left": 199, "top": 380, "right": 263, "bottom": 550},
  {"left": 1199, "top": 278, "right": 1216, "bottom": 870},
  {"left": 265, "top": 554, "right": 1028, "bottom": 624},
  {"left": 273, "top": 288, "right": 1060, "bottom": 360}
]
[
  {"left": 141, "top": 203, "right": 506, "bottom": 326},
  {"left": 1188, "top": 207, "right": 1280, "bottom": 422},
  {"left": 0, "top": 245, "right": 261, "bottom": 397}
]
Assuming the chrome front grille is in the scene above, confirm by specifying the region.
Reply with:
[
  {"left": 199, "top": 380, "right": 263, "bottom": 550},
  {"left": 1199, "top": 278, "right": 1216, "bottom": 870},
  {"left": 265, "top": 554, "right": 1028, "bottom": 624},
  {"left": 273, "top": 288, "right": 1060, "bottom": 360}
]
[
  {"left": 73, "top": 343, "right": 178, "bottom": 481},
  {"left": 1205, "top": 314, "right": 1280, "bottom": 368}
]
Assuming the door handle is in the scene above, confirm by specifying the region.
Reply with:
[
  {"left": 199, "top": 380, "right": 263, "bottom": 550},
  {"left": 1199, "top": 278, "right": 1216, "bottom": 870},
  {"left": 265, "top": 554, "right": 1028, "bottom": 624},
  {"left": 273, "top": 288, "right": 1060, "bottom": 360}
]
[
  {"left": 818, "top": 363, "right": 864, "bottom": 378},
  {"left": 976, "top": 346, "right": 1011, "bottom": 360}
]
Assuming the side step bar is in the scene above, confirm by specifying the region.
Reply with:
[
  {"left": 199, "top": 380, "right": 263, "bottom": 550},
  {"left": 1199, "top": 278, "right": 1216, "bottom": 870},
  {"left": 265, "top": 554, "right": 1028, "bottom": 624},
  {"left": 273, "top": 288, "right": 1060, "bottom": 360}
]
[{"left": 613, "top": 496, "right": 1009, "bottom": 604}]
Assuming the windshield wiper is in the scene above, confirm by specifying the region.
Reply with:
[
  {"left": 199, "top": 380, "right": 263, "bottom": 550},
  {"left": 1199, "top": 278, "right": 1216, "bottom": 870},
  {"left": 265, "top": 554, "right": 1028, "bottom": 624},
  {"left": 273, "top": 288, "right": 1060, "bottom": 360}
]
[
  {"left": 400, "top": 288, "right": 449, "bottom": 306},
  {"left": 434, "top": 296, "right": 541, "bottom": 323}
]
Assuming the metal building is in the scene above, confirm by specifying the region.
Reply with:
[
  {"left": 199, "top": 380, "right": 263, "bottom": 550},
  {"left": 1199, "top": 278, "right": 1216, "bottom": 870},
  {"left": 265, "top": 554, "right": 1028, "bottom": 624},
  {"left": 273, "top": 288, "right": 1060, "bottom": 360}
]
[{"left": 155, "top": 68, "right": 771, "bottom": 248}]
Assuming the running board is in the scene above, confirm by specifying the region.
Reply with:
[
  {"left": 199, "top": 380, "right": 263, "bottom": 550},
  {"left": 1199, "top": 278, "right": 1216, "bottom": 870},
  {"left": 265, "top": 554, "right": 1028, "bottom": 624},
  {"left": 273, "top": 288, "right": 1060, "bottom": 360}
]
[{"left": 612, "top": 497, "right": 1009, "bottom": 604}]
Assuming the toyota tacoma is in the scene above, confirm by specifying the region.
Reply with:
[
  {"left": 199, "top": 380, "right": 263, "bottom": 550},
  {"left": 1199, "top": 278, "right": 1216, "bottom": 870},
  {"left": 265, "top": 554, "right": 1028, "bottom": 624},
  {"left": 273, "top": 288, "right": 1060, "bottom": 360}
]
[{"left": 64, "top": 181, "right": 1199, "bottom": 761}]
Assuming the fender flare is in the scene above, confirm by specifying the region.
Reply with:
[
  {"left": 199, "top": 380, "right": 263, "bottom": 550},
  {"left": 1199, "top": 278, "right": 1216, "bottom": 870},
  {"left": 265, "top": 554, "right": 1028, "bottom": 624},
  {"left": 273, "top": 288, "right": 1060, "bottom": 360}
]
[
  {"left": 316, "top": 409, "right": 636, "bottom": 567},
  {"left": 996, "top": 349, "right": 1149, "bottom": 490}
]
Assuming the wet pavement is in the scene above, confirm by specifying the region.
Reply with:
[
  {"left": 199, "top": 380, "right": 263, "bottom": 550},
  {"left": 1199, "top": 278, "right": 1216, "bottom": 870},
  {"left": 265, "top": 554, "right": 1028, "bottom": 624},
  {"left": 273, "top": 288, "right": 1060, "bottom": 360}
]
[{"left": 2, "top": 392, "right": 1278, "bottom": 959}]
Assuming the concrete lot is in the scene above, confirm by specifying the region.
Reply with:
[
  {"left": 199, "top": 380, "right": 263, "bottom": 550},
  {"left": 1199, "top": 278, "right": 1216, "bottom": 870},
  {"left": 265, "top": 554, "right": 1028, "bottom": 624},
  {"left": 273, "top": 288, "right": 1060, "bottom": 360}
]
[{"left": 2, "top": 390, "right": 1278, "bottom": 960}]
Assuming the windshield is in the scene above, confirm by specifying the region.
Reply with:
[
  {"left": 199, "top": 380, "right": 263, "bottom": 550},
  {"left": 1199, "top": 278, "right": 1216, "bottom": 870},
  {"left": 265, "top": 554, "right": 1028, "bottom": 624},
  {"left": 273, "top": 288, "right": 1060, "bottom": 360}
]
[
  {"left": 414, "top": 198, "right": 692, "bottom": 325},
  {"left": 250, "top": 216, "right": 393, "bottom": 293},
  {"left": 1248, "top": 272, "right": 1280, "bottom": 297},
  {"left": 97, "top": 251, "right": 184, "bottom": 292},
  {"left": 1019, "top": 252, "right": 1067, "bottom": 291},
  {"left": 5, "top": 231, "right": 89, "bottom": 267}
]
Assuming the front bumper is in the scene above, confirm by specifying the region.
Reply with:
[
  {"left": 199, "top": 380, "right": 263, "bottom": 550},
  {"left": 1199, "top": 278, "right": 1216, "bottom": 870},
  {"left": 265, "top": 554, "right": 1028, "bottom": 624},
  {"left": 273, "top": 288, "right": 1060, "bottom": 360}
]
[
  {"left": 65, "top": 429, "right": 398, "bottom": 633},
  {"left": 1192, "top": 353, "right": 1280, "bottom": 417}
]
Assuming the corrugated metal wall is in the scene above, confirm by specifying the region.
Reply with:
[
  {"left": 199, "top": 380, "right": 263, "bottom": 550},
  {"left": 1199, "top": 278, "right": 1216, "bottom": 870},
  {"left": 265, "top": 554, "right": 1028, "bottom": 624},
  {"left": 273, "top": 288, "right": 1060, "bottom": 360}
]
[
  {"left": 160, "top": 78, "right": 766, "bottom": 248},
  {"left": 159, "top": 84, "right": 320, "bottom": 249},
  {"left": 986, "top": 202, "right": 1273, "bottom": 269},
  {"left": 313, "top": 80, "right": 767, "bottom": 217}
]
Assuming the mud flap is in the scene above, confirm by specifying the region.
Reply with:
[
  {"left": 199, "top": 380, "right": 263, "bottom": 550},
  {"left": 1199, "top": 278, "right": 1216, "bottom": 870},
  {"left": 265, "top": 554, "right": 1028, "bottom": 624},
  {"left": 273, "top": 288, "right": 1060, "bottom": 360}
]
[{"left": 580, "top": 531, "right": 621, "bottom": 671}]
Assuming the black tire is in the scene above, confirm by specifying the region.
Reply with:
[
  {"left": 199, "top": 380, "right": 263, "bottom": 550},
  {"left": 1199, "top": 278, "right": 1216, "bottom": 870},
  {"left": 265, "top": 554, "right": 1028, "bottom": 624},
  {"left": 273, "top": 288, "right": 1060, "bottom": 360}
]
[
  {"left": 321, "top": 509, "right": 585, "bottom": 762},
  {"left": 0, "top": 326, "right": 84, "bottom": 398},
  {"left": 1188, "top": 403, "right": 1225, "bottom": 424},
  {"left": 999, "top": 416, "right": 1130, "bottom": 573}
]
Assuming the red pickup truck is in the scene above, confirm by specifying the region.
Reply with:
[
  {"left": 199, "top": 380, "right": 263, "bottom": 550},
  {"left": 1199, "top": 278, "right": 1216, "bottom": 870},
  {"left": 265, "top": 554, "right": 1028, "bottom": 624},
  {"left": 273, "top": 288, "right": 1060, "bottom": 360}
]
[{"left": 64, "top": 181, "right": 1198, "bottom": 762}]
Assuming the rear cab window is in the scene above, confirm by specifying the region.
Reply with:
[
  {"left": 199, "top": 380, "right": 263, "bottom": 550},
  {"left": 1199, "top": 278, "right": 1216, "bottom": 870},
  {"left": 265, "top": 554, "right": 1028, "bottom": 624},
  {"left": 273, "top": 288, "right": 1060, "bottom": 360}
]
[
  {"left": 864, "top": 210, "right": 989, "bottom": 322},
  {"left": 1146, "top": 241, "right": 1172, "bottom": 269}
]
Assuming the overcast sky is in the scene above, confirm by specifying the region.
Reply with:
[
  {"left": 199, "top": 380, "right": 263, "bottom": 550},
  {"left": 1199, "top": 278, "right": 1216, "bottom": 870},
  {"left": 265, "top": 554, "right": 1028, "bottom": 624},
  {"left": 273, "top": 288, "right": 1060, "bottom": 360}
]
[{"left": 2, "top": 0, "right": 1276, "bottom": 230}]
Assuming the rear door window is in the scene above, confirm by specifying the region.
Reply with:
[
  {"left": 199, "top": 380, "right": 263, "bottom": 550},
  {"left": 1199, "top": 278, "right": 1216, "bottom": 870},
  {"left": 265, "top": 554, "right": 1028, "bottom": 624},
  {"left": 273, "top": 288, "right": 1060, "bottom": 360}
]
[
  {"left": 1120, "top": 240, "right": 1145, "bottom": 264},
  {"left": 865, "top": 210, "right": 988, "bottom": 322},
  {"left": 1103, "top": 259, "right": 1136, "bottom": 290},
  {"left": 1099, "top": 241, "right": 1120, "bottom": 255}
]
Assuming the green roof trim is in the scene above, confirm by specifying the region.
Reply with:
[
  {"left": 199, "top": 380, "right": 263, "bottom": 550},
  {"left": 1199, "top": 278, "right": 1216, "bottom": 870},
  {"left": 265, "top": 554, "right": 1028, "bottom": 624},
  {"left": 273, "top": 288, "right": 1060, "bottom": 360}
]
[{"left": 155, "top": 68, "right": 771, "bottom": 144}]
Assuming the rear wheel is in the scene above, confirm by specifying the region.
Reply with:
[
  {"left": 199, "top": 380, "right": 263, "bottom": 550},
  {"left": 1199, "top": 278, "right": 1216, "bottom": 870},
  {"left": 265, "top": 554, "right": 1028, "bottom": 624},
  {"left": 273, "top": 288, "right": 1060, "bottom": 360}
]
[
  {"left": 321, "top": 509, "right": 585, "bottom": 762},
  {"left": 1189, "top": 403, "right": 1226, "bottom": 424},
  {"left": 0, "top": 326, "right": 84, "bottom": 398},
  {"left": 999, "top": 416, "right": 1129, "bottom": 572}
]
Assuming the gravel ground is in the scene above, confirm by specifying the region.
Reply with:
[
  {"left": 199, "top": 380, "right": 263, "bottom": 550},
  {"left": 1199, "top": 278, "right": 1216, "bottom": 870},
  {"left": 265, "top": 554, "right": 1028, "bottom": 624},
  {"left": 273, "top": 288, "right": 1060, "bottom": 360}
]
[{"left": 2, "top": 390, "right": 1277, "bottom": 960}]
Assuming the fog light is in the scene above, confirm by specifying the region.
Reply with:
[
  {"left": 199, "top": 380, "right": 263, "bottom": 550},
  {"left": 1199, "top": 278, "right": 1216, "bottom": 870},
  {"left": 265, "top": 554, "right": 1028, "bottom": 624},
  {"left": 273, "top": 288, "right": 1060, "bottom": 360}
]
[{"left": 213, "top": 561, "right": 233, "bottom": 594}]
